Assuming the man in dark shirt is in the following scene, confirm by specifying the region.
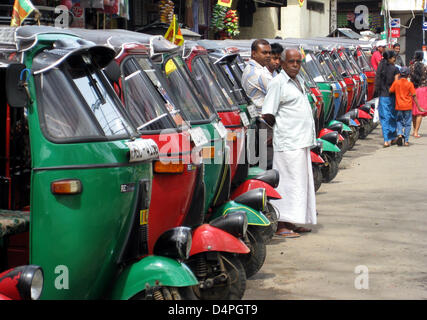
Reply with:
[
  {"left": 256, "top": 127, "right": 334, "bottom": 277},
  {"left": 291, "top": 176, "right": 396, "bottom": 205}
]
[{"left": 393, "top": 43, "right": 405, "bottom": 67}]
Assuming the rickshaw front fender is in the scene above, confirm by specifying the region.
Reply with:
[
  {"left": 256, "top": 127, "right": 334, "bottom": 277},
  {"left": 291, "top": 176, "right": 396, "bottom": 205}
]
[
  {"left": 110, "top": 256, "right": 198, "bottom": 300},
  {"left": 209, "top": 201, "right": 271, "bottom": 226},
  {"left": 328, "top": 120, "right": 352, "bottom": 132},
  {"left": 231, "top": 179, "right": 282, "bottom": 199},
  {"left": 317, "top": 138, "right": 341, "bottom": 153},
  {"left": 311, "top": 151, "right": 325, "bottom": 164},
  {"left": 190, "top": 224, "right": 250, "bottom": 256}
]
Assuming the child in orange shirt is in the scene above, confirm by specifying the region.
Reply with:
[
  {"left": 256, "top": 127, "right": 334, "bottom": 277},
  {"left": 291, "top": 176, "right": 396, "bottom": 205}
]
[{"left": 389, "top": 67, "right": 426, "bottom": 146}]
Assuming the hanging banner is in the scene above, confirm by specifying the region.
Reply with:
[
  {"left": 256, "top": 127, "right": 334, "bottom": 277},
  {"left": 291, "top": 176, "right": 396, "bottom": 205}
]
[
  {"left": 298, "top": 0, "right": 304, "bottom": 7},
  {"left": 218, "top": 0, "right": 232, "bottom": 8}
]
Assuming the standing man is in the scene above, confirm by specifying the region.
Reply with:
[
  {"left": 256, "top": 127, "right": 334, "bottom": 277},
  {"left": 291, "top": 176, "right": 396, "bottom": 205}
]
[
  {"left": 266, "top": 43, "right": 284, "bottom": 79},
  {"left": 371, "top": 40, "right": 387, "bottom": 71},
  {"left": 262, "top": 48, "right": 317, "bottom": 238},
  {"left": 241, "top": 39, "right": 272, "bottom": 114},
  {"left": 393, "top": 43, "right": 405, "bottom": 67},
  {"left": 241, "top": 39, "right": 272, "bottom": 168}
]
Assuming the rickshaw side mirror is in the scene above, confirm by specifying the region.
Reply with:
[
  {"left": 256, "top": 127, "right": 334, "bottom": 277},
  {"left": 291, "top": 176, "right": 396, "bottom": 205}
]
[
  {"left": 6, "top": 63, "right": 30, "bottom": 108},
  {"left": 104, "top": 61, "right": 121, "bottom": 84}
]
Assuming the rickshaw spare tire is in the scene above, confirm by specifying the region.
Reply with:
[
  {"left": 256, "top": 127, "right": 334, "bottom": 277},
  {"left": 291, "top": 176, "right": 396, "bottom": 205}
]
[{"left": 239, "top": 226, "right": 267, "bottom": 279}]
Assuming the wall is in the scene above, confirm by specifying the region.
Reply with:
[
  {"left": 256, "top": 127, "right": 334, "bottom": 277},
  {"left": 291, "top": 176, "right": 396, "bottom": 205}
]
[{"left": 238, "top": 0, "right": 330, "bottom": 40}]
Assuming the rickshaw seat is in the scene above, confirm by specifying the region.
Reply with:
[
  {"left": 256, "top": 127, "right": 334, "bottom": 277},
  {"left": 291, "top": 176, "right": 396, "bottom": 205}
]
[{"left": 0, "top": 210, "right": 30, "bottom": 238}]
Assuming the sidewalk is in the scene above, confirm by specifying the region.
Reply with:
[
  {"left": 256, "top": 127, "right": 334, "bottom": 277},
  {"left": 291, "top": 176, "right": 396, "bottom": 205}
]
[{"left": 244, "top": 124, "right": 427, "bottom": 299}]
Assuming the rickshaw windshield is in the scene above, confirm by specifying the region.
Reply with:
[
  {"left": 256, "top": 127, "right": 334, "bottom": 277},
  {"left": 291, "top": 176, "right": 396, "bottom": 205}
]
[
  {"left": 220, "top": 63, "right": 248, "bottom": 104},
  {"left": 323, "top": 54, "right": 344, "bottom": 81},
  {"left": 212, "top": 61, "right": 245, "bottom": 106},
  {"left": 134, "top": 56, "right": 208, "bottom": 123},
  {"left": 235, "top": 55, "right": 246, "bottom": 72},
  {"left": 345, "top": 51, "right": 362, "bottom": 74},
  {"left": 304, "top": 53, "right": 326, "bottom": 82},
  {"left": 338, "top": 51, "right": 356, "bottom": 75},
  {"left": 191, "top": 55, "right": 233, "bottom": 111},
  {"left": 36, "top": 59, "right": 135, "bottom": 141},
  {"left": 168, "top": 56, "right": 216, "bottom": 119},
  {"left": 121, "top": 57, "right": 187, "bottom": 132},
  {"left": 200, "top": 55, "right": 236, "bottom": 107},
  {"left": 230, "top": 58, "right": 243, "bottom": 79},
  {"left": 317, "top": 54, "right": 337, "bottom": 82},
  {"left": 331, "top": 52, "right": 349, "bottom": 78},
  {"left": 300, "top": 65, "right": 317, "bottom": 88},
  {"left": 358, "top": 50, "right": 373, "bottom": 72}
]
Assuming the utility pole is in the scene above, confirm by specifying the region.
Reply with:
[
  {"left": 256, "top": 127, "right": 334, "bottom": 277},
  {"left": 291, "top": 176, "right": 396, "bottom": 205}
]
[{"left": 330, "top": 0, "right": 337, "bottom": 33}]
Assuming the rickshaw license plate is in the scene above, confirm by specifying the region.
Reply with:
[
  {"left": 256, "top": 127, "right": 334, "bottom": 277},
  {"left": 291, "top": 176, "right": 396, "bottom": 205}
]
[
  {"left": 247, "top": 104, "right": 258, "bottom": 118},
  {"left": 214, "top": 121, "right": 228, "bottom": 139},
  {"left": 189, "top": 127, "right": 209, "bottom": 147},
  {"left": 126, "top": 139, "right": 159, "bottom": 163},
  {"left": 240, "top": 112, "right": 250, "bottom": 127}
]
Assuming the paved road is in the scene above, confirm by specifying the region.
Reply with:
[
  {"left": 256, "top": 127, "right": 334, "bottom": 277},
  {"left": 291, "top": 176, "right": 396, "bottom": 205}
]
[{"left": 243, "top": 123, "right": 427, "bottom": 299}]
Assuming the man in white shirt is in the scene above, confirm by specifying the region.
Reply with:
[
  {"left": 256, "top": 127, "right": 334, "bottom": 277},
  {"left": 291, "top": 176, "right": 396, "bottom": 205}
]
[{"left": 262, "top": 48, "right": 317, "bottom": 238}]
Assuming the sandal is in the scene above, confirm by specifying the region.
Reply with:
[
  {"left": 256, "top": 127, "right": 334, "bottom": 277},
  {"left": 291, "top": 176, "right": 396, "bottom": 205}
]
[
  {"left": 383, "top": 142, "right": 390, "bottom": 148},
  {"left": 404, "top": 142, "right": 410, "bottom": 146},
  {"left": 397, "top": 135, "right": 403, "bottom": 146},
  {"left": 275, "top": 228, "right": 300, "bottom": 238},
  {"left": 414, "top": 134, "right": 421, "bottom": 138}
]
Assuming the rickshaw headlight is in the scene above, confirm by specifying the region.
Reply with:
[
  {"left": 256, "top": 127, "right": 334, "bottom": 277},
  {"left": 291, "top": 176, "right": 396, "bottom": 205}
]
[
  {"left": 30, "top": 268, "right": 44, "bottom": 300},
  {"left": 17, "top": 265, "right": 44, "bottom": 300},
  {"left": 209, "top": 211, "right": 248, "bottom": 238},
  {"left": 153, "top": 226, "right": 192, "bottom": 261}
]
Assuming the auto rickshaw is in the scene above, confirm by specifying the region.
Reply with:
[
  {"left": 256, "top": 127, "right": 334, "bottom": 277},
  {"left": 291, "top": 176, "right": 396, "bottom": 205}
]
[{"left": 0, "top": 26, "right": 198, "bottom": 300}]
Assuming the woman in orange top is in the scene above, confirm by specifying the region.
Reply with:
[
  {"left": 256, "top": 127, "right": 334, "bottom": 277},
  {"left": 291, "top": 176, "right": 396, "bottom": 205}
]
[{"left": 390, "top": 66, "right": 426, "bottom": 146}]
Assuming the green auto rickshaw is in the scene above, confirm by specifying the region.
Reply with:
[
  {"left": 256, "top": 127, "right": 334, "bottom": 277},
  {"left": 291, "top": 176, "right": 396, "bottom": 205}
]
[{"left": 0, "top": 26, "right": 197, "bottom": 300}]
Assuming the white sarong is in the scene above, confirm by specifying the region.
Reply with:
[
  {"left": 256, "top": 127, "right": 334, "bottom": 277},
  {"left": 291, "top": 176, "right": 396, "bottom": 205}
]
[{"left": 271, "top": 147, "right": 317, "bottom": 225}]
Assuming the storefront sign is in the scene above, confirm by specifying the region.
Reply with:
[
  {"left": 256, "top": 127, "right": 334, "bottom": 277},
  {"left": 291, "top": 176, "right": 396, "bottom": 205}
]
[
  {"left": 390, "top": 18, "right": 400, "bottom": 29},
  {"left": 391, "top": 28, "right": 400, "bottom": 38}
]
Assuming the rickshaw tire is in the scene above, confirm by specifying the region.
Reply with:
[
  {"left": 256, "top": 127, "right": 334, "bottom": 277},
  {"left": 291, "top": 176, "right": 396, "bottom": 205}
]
[
  {"left": 191, "top": 253, "right": 247, "bottom": 300},
  {"left": 321, "top": 153, "right": 339, "bottom": 183},
  {"left": 312, "top": 164, "right": 322, "bottom": 192},
  {"left": 239, "top": 226, "right": 267, "bottom": 279},
  {"left": 260, "top": 201, "right": 279, "bottom": 243}
]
